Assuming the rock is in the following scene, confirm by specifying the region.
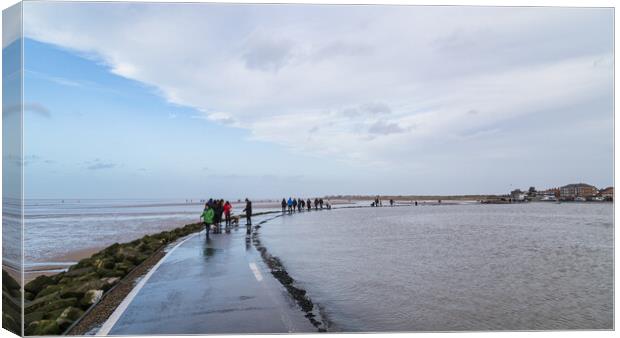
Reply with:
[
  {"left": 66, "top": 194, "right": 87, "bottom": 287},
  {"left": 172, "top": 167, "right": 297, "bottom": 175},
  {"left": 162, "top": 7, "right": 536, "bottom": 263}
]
[
  {"left": 76, "top": 271, "right": 100, "bottom": 282},
  {"left": 114, "top": 261, "right": 135, "bottom": 274},
  {"left": 80, "top": 278, "right": 105, "bottom": 291},
  {"left": 93, "top": 257, "right": 115, "bottom": 269},
  {"left": 24, "top": 310, "right": 45, "bottom": 324},
  {"left": 25, "top": 275, "right": 55, "bottom": 295},
  {"left": 64, "top": 267, "right": 94, "bottom": 277},
  {"left": 24, "top": 291, "right": 35, "bottom": 301},
  {"left": 101, "top": 243, "right": 120, "bottom": 256},
  {"left": 25, "top": 291, "right": 61, "bottom": 313},
  {"left": 52, "top": 271, "right": 66, "bottom": 283},
  {"left": 26, "top": 319, "right": 61, "bottom": 335},
  {"left": 101, "top": 277, "right": 120, "bottom": 288},
  {"left": 72, "top": 257, "right": 93, "bottom": 269},
  {"left": 116, "top": 246, "right": 147, "bottom": 265},
  {"left": 33, "top": 297, "right": 79, "bottom": 314},
  {"left": 81, "top": 289, "right": 103, "bottom": 307},
  {"left": 37, "top": 284, "right": 61, "bottom": 298},
  {"left": 3, "top": 270, "right": 20, "bottom": 290},
  {"left": 3, "top": 312, "right": 20, "bottom": 335},
  {"left": 59, "top": 288, "right": 85, "bottom": 300},
  {"left": 137, "top": 242, "right": 153, "bottom": 253},
  {"left": 55, "top": 306, "right": 84, "bottom": 331},
  {"left": 96, "top": 267, "right": 125, "bottom": 278}
]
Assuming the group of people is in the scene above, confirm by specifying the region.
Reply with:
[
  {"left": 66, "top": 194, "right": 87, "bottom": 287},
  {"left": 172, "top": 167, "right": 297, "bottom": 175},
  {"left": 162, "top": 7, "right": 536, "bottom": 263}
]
[
  {"left": 200, "top": 198, "right": 253, "bottom": 239},
  {"left": 281, "top": 197, "right": 331, "bottom": 214}
]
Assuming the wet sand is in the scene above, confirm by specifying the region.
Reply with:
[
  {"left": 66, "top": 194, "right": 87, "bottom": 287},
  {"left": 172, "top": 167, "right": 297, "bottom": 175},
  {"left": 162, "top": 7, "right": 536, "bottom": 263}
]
[{"left": 24, "top": 246, "right": 105, "bottom": 283}]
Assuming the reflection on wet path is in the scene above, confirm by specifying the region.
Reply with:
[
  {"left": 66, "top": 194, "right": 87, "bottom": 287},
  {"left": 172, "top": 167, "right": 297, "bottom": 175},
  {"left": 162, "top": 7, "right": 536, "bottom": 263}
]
[{"left": 107, "top": 214, "right": 315, "bottom": 334}]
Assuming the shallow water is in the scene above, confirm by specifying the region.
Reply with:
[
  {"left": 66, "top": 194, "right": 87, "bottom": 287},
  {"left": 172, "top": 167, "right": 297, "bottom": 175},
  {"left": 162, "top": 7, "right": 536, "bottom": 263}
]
[
  {"left": 23, "top": 199, "right": 279, "bottom": 265},
  {"left": 260, "top": 203, "right": 613, "bottom": 331}
]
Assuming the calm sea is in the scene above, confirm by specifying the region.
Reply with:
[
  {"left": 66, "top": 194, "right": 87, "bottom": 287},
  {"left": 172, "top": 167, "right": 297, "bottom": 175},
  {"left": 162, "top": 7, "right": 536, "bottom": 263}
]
[
  {"left": 23, "top": 199, "right": 278, "bottom": 270},
  {"left": 260, "top": 203, "right": 613, "bottom": 331}
]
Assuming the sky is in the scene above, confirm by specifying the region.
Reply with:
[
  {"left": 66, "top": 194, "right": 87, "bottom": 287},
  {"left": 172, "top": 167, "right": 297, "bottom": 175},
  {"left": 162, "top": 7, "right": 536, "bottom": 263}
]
[{"left": 7, "top": 2, "right": 614, "bottom": 199}]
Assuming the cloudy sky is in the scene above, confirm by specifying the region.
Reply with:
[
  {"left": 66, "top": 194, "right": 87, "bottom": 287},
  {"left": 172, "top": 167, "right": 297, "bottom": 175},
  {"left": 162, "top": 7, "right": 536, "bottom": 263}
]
[{"left": 12, "top": 2, "right": 614, "bottom": 199}]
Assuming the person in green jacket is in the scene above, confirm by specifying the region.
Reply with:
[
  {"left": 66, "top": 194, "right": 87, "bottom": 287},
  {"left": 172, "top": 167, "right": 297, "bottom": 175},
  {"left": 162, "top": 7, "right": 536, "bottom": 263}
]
[{"left": 201, "top": 203, "right": 215, "bottom": 240}]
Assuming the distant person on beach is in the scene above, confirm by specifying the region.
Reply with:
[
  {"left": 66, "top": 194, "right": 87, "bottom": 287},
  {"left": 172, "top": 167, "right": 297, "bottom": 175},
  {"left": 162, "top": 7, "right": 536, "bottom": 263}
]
[
  {"left": 319, "top": 198, "right": 324, "bottom": 209},
  {"left": 224, "top": 201, "right": 232, "bottom": 227},
  {"left": 326, "top": 199, "right": 332, "bottom": 209},
  {"left": 281, "top": 199, "right": 286, "bottom": 213},
  {"left": 314, "top": 198, "right": 319, "bottom": 210},
  {"left": 375, "top": 196, "right": 380, "bottom": 207},
  {"left": 307, "top": 198, "right": 312, "bottom": 211},
  {"left": 243, "top": 198, "right": 252, "bottom": 230},
  {"left": 300, "top": 199, "right": 305, "bottom": 211},
  {"left": 390, "top": 199, "right": 394, "bottom": 207},
  {"left": 292, "top": 198, "right": 298, "bottom": 213},
  {"left": 201, "top": 203, "right": 215, "bottom": 240},
  {"left": 287, "top": 197, "right": 293, "bottom": 214}
]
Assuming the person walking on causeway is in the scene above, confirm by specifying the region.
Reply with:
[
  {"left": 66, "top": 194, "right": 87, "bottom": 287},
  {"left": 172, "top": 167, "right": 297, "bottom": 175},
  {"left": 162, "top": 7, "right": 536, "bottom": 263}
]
[
  {"left": 224, "top": 201, "right": 232, "bottom": 228},
  {"left": 287, "top": 197, "right": 293, "bottom": 214},
  {"left": 243, "top": 198, "right": 253, "bottom": 233},
  {"left": 201, "top": 203, "right": 215, "bottom": 240}
]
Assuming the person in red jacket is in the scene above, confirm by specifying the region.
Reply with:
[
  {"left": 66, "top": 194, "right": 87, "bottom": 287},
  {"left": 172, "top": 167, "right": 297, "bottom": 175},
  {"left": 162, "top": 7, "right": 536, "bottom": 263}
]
[{"left": 224, "top": 201, "right": 232, "bottom": 228}]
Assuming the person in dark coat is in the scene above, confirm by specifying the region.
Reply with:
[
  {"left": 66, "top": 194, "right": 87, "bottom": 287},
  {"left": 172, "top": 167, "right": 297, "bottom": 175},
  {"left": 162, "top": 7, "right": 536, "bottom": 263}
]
[
  {"left": 307, "top": 198, "right": 312, "bottom": 211},
  {"left": 243, "top": 198, "right": 252, "bottom": 232},
  {"left": 281, "top": 198, "right": 287, "bottom": 213}
]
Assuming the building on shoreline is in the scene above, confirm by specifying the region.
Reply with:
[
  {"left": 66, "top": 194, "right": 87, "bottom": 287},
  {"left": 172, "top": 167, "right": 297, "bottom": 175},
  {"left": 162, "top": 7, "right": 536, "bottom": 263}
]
[
  {"left": 598, "top": 187, "right": 614, "bottom": 201},
  {"left": 559, "top": 183, "right": 598, "bottom": 200}
]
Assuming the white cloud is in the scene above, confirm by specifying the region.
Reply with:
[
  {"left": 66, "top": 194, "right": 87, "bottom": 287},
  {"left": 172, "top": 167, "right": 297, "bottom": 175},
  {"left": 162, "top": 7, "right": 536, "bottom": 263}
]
[{"left": 22, "top": 3, "right": 613, "bottom": 173}]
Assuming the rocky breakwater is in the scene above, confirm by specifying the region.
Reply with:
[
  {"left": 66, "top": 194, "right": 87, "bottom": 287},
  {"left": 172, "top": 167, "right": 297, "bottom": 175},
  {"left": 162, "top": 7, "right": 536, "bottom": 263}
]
[
  {"left": 3, "top": 270, "right": 22, "bottom": 335},
  {"left": 23, "top": 221, "right": 204, "bottom": 335}
]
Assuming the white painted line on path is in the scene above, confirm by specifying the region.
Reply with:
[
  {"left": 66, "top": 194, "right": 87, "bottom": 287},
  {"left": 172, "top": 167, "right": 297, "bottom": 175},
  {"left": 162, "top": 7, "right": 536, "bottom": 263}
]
[
  {"left": 96, "top": 231, "right": 201, "bottom": 335},
  {"left": 249, "top": 262, "right": 263, "bottom": 282}
]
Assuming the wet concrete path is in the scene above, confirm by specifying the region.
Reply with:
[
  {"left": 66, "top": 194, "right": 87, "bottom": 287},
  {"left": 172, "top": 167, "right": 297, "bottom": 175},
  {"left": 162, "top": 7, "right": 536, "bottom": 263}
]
[{"left": 101, "top": 214, "right": 316, "bottom": 335}]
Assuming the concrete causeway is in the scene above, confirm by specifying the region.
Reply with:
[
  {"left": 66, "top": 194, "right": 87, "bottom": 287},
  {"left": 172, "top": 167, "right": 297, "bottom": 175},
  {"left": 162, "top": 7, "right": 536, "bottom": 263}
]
[{"left": 98, "top": 214, "right": 316, "bottom": 335}]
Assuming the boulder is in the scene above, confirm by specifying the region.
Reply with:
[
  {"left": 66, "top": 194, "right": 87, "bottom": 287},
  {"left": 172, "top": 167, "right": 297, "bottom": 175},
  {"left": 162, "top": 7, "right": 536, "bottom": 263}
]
[
  {"left": 101, "top": 277, "right": 121, "bottom": 286},
  {"left": 55, "top": 306, "right": 84, "bottom": 331},
  {"left": 59, "top": 288, "right": 85, "bottom": 300},
  {"left": 64, "top": 266, "right": 94, "bottom": 277},
  {"left": 3, "top": 312, "right": 20, "bottom": 335},
  {"left": 72, "top": 257, "right": 93, "bottom": 269},
  {"left": 93, "top": 257, "right": 115, "bottom": 270},
  {"left": 32, "top": 297, "right": 78, "bottom": 315},
  {"left": 25, "top": 319, "right": 61, "bottom": 335},
  {"left": 96, "top": 267, "right": 125, "bottom": 278},
  {"left": 114, "top": 261, "right": 135, "bottom": 275},
  {"left": 25, "top": 275, "right": 55, "bottom": 295},
  {"left": 101, "top": 243, "right": 121, "bottom": 256},
  {"left": 76, "top": 271, "right": 100, "bottom": 282},
  {"left": 24, "top": 291, "right": 35, "bottom": 301},
  {"left": 25, "top": 291, "right": 61, "bottom": 313},
  {"left": 36, "top": 284, "right": 61, "bottom": 298},
  {"left": 24, "top": 310, "right": 45, "bottom": 324},
  {"left": 2, "top": 270, "right": 20, "bottom": 290},
  {"left": 80, "top": 289, "right": 103, "bottom": 307}
]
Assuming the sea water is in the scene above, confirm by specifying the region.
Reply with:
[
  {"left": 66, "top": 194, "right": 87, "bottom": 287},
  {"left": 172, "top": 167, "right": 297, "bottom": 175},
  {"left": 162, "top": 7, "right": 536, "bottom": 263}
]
[{"left": 260, "top": 203, "right": 613, "bottom": 331}]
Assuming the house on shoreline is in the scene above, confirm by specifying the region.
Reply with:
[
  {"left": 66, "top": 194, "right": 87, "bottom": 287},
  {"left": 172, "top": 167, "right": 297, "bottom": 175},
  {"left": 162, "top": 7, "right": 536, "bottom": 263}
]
[{"left": 560, "top": 183, "right": 598, "bottom": 200}]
